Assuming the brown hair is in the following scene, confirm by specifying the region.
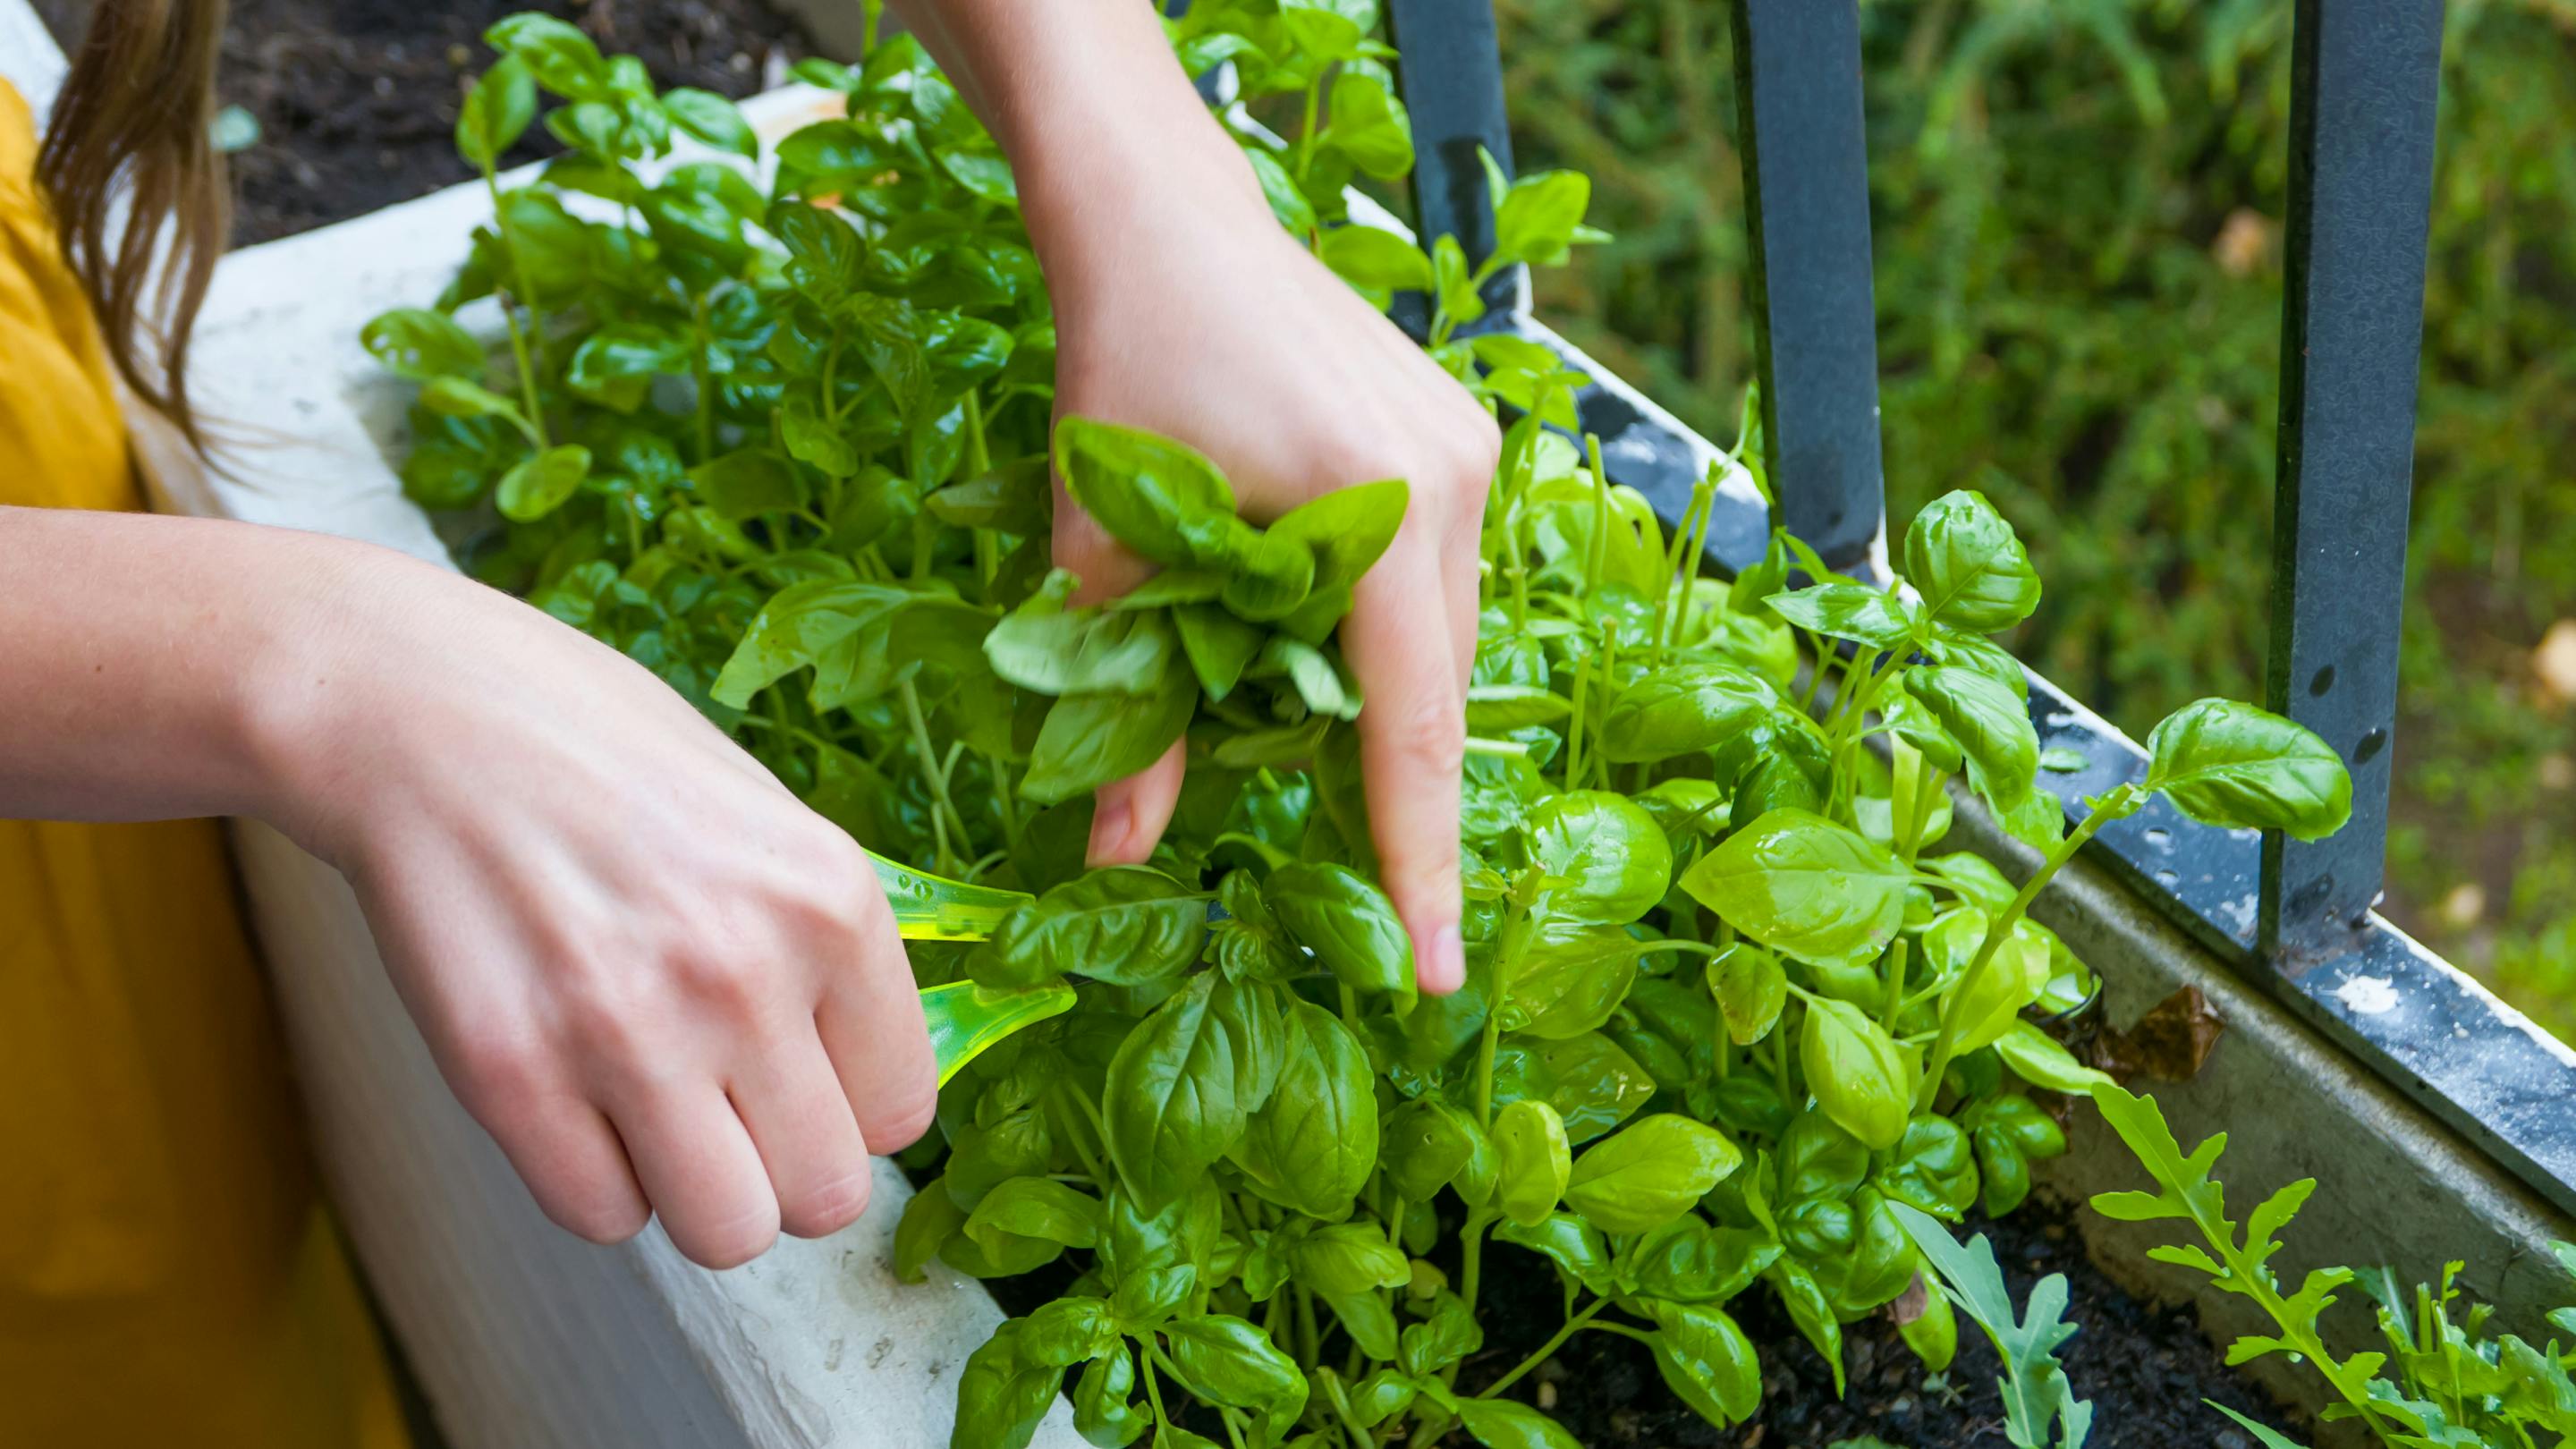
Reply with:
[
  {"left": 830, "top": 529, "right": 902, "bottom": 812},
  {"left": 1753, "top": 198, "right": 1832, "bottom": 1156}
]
[{"left": 37, "top": 0, "right": 232, "bottom": 450}]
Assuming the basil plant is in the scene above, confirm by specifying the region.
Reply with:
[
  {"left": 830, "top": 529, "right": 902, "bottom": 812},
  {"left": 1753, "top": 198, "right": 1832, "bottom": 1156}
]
[{"left": 368, "top": 7, "right": 2353, "bottom": 1448}]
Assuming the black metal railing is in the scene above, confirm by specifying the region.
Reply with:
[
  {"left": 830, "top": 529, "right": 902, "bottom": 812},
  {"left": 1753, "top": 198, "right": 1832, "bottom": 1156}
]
[{"left": 1387, "top": 0, "right": 2576, "bottom": 1219}]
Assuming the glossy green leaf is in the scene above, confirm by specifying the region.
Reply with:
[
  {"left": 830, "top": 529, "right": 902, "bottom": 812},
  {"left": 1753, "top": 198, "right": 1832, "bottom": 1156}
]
[
  {"left": 1527, "top": 790, "right": 1674, "bottom": 925},
  {"left": 1491, "top": 1098, "right": 1572, "bottom": 1226},
  {"left": 1598, "top": 662, "right": 1777, "bottom": 763},
  {"left": 1681, "top": 809, "right": 1908, "bottom": 972},
  {"left": 362, "top": 308, "right": 485, "bottom": 382},
  {"left": 2144, "top": 699, "right": 2353, "bottom": 840},
  {"left": 496, "top": 444, "right": 591, "bottom": 521},
  {"left": 1641, "top": 1299, "right": 1763, "bottom": 1427},
  {"left": 1266, "top": 860, "right": 1415, "bottom": 1005},
  {"left": 1800, "top": 998, "right": 1915, "bottom": 1151},
  {"left": 1563, "top": 1113, "right": 1742, "bottom": 1233},
  {"left": 969, "top": 866, "right": 1208, "bottom": 988},
  {"left": 1902, "top": 490, "right": 2043, "bottom": 634}
]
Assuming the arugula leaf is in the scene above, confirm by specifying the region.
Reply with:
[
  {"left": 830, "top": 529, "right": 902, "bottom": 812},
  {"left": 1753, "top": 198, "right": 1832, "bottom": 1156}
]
[{"left": 1889, "top": 1200, "right": 2094, "bottom": 1449}]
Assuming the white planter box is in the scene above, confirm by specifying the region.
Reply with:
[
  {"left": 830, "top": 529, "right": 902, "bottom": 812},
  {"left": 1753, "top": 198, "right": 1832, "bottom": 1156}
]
[{"left": 0, "top": 14, "right": 1069, "bottom": 1440}]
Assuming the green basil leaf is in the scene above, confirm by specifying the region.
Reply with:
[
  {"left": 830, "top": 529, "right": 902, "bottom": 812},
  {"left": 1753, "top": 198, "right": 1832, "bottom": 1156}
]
[
  {"left": 1269, "top": 478, "right": 1411, "bottom": 596},
  {"left": 1640, "top": 1299, "right": 1763, "bottom": 1427},
  {"left": 661, "top": 86, "right": 756, "bottom": 157},
  {"left": 1398, "top": 1290, "right": 1484, "bottom": 1378},
  {"left": 1993, "top": 1021, "right": 2115, "bottom": 1095},
  {"left": 950, "top": 1319, "right": 1066, "bottom": 1449},
  {"left": 1021, "top": 665, "right": 1198, "bottom": 806},
  {"left": 1905, "top": 665, "right": 2039, "bottom": 813},
  {"left": 1615, "top": 1216, "right": 1778, "bottom": 1305},
  {"left": 986, "top": 572, "right": 1182, "bottom": 696},
  {"left": 1241, "top": 1001, "right": 1379, "bottom": 1218},
  {"left": 1499, "top": 924, "right": 1642, "bottom": 1040},
  {"left": 893, "top": 1176, "right": 964, "bottom": 1284},
  {"left": 1492, "top": 168, "right": 1593, "bottom": 269},
  {"left": 690, "top": 447, "right": 803, "bottom": 521},
  {"left": 1071, "top": 1341, "right": 1148, "bottom": 1447},
  {"left": 1563, "top": 1114, "right": 1743, "bottom": 1234},
  {"left": 2144, "top": 698, "right": 2354, "bottom": 840},
  {"left": 1104, "top": 975, "right": 1245, "bottom": 1213},
  {"left": 454, "top": 55, "right": 537, "bottom": 165},
  {"left": 970, "top": 866, "right": 1208, "bottom": 989},
  {"left": 1800, "top": 999, "right": 1917, "bottom": 1151},
  {"left": 1490, "top": 1031, "right": 1656, "bottom": 1143},
  {"left": 1320, "top": 224, "right": 1435, "bottom": 295},
  {"left": 1323, "top": 72, "right": 1414, "bottom": 178},
  {"left": 1158, "top": 1316, "right": 1308, "bottom": 1439},
  {"left": 1054, "top": 416, "right": 1237, "bottom": 570},
  {"left": 1871, "top": 1115, "right": 1980, "bottom": 1220},
  {"left": 1491, "top": 1098, "right": 1572, "bottom": 1226},
  {"left": 1493, "top": 1211, "right": 1613, "bottom": 1295},
  {"left": 1598, "top": 662, "right": 1778, "bottom": 762},
  {"left": 1766, "top": 582, "right": 1915, "bottom": 648},
  {"left": 1902, "top": 489, "right": 2041, "bottom": 634},
  {"left": 1266, "top": 861, "right": 1416, "bottom": 1006},
  {"left": 362, "top": 308, "right": 485, "bottom": 382},
  {"left": 1708, "top": 943, "right": 1788, "bottom": 1046},
  {"left": 1453, "top": 1397, "right": 1581, "bottom": 1449},
  {"left": 1381, "top": 1097, "right": 1485, "bottom": 1201},
  {"left": 1680, "top": 809, "right": 1908, "bottom": 972},
  {"left": 1527, "top": 791, "right": 1674, "bottom": 926},
  {"left": 496, "top": 444, "right": 591, "bottom": 522},
  {"left": 965, "top": 1177, "right": 1103, "bottom": 1253},
  {"left": 1289, "top": 1219, "right": 1410, "bottom": 1297}
]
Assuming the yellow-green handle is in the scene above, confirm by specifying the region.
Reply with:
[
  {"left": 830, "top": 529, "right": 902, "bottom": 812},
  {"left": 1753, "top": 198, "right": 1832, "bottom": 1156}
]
[
  {"left": 920, "top": 979, "right": 1077, "bottom": 1087},
  {"left": 869, "top": 850, "right": 1030, "bottom": 941}
]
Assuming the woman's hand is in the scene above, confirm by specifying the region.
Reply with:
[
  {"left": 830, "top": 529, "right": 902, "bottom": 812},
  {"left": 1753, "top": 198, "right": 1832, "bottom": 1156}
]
[
  {"left": 258, "top": 543, "right": 936, "bottom": 1270},
  {"left": 897, "top": 0, "right": 1499, "bottom": 996},
  {"left": 1041, "top": 157, "right": 1496, "bottom": 998},
  {"left": 0, "top": 512, "right": 935, "bottom": 1269}
]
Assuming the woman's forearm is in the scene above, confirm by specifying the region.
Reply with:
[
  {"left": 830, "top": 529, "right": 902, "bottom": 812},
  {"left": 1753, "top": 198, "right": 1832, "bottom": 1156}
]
[{"left": 0, "top": 505, "right": 380, "bottom": 828}]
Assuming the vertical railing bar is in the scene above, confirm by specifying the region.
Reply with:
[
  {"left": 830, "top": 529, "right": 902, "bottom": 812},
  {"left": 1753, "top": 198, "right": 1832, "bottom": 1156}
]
[
  {"left": 1384, "top": 0, "right": 1520, "bottom": 318},
  {"left": 2260, "top": 0, "right": 2445, "bottom": 962},
  {"left": 1729, "top": 0, "right": 1885, "bottom": 574}
]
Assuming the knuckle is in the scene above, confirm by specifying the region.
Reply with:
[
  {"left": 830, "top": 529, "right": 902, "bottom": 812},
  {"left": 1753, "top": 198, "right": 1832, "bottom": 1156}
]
[
  {"left": 674, "top": 1203, "right": 779, "bottom": 1271},
  {"left": 672, "top": 945, "right": 768, "bottom": 1022},
  {"left": 448, "top": 1024, "right": 548, "bottom": 1113},
  {"left": 863, "top": 1082, "right": 939, "bottom": 1156},
  {"left": 543, "top": 1181, "right": 649, "bottom": 1246},
  {"left": 1378, "top": 695, "right": 1466, "bottom": 778},
  {"left": 778, "top": 1166, "right": 874, "bottom": 1240}
]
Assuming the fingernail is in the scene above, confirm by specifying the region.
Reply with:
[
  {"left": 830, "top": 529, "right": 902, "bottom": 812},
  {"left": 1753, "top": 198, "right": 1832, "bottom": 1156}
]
[
  {"left": 1086, "top": 798, "right": 1131, "bottom": 867},
  {"left": 1422, "top": 923, "right": 1466, "bottom": 996}
]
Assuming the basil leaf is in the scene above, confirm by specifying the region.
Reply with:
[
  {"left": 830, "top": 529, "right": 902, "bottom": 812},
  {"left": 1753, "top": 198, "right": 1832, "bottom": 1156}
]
[
  {"left": 1021, "top": 664, "right": 1198, "bottom": 806},
  {"left": 1241, "top": 1001, "right": 1379, "bottom": 1217},
  {"left": 969, "top": 866, "right": 1208, "bottom": 988},
  {"left": 2144, "top": 698, "right": 2353, "bottom": 840},
  {"left": 1766, "top": 582, "right": 1915, "bottom": 648},
  {"left": 1680, "top": 809, "right": 1908, "bottom": 973},
  {"left": 1158, "top": 1315, "right": 1308, "bottom": 1439},
  {"left": 362, "top": 307, "right": 485, "bottom": 382},
  {"left": 1708, "top": 943, "right": 1788, "bottom": 1046},
  {"left": 1640, "top": 1299, "right": 1763, "bottom": 1427},
  {"left": 1453, "top": 1397, "right": 1581, "bottom": 1449},
  {"left": 1904, "top": 665, "right": 2039, "bottom": 813},
  {"left": 1597, "top": 662, "right": 1777, "bottom": 763},
  {"left": 1320, "top": 225, "right": 1435, "bottom": 295},
  {"left": 1493, "top": 1211, "right": 1614, "bottom": 1296},
  {"left": 1902, "top": 489, "right": 2042, "bottom": 634},
  {"left": 985, "top": 570, "right": 1182, "bottom": 696},
  {"left": 1527, "top": 791, "right": 1674, "bottom": 926},
  {"left": 950, "top": 1319, "right": 1066, "bottom": 1449},
  {"left": 1493, "top": 168, "right": 1593, "bottom": 269},
  {"left": 1267, "top": 861, "right": 1416, "bottom": 1005},
  {"left": 1800, "top": 998, "right": 1916, "bottom": 1151},
  {"left": 964, "top": 1177, "right": 1103, "bottom": 1253},
  {"left": 1054, "top": 416, "right": 1237, "bottom": 570},
  {"left": 1071, "top": 1341, "right": 1148, "bottom": 1447},
  {"left": 661, "top": 86, "right": 756, "bottom": 157},
  {"left": 1563, "top": 1113, "right": 1743, "bottom": 1234},
  {"left": 1269, "top": 478, "right": 1411, "bottom": 595},
  {"left": 1871, "top": 1114, "right": 1980, "bottom": 1219},
  {"left": 1491, "top": 1098, "right": 1572, "bottom": 1226},
  {"left": 1104, "top": 975, "right": 1245, "bottom": 1213},
  {"left": 1289, "top": 1220, "right": 1410, "bottom": 1297},
  {"left": 496, "top": 444, "right": 591, "bottom": 522}
]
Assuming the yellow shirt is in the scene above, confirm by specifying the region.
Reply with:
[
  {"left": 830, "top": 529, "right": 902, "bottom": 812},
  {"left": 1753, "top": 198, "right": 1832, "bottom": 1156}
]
[{"left": 0, "top": 80, "right": 411, "bottom": 1448}]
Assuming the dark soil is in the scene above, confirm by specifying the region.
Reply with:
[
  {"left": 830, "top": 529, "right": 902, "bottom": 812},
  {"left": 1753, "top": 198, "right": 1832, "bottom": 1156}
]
[
  {"left": 1456, "top": 1192, "right": 2301, "bottom": 1449},
  {"left": 31, "top": 0, "right": 818, "bottom": 246}
]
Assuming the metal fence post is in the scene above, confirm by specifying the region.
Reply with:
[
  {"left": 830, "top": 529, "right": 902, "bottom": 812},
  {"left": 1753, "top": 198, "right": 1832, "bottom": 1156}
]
[
  {"left": 1730, "top": 0, "right": 1885, "bottom": 572},
  {"left": 1385, "top": 0, "right": 1519, "bottom": 318},
  {"left": 2261, "top": 0, "right": 2445, "bottom": 960}
]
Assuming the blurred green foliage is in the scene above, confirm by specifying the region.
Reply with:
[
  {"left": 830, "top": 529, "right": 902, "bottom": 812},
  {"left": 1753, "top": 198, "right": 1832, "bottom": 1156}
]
[{"left": 1494, "top": 0, "right": 2576, "bottom": 1031}]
